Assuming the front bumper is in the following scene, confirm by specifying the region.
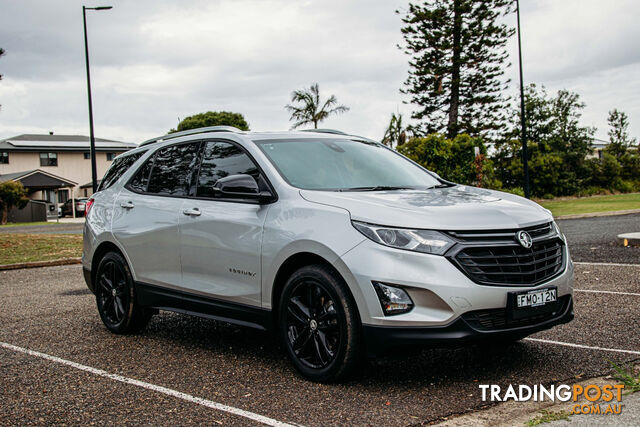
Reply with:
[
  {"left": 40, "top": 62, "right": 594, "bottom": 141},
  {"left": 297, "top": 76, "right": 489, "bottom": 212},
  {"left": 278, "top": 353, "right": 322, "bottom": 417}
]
[{"left": 363, "top": 295, "right": 574, "bottom": 356}]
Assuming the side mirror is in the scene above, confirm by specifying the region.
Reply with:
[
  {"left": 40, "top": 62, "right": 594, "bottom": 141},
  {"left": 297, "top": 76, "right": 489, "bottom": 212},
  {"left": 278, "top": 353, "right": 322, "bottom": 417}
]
[{"left": 213, "top": 174, "right": 274, "bottom": 203}]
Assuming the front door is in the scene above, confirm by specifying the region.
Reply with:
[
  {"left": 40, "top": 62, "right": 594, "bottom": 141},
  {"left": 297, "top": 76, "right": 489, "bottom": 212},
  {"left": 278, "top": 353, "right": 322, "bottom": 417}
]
[{"left": 179, "top": 140, "right": 270, "bottom": 307}]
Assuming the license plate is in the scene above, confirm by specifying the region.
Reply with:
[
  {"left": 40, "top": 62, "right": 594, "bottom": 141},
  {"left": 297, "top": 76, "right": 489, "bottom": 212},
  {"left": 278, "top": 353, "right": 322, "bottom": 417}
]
[{"left": 516, "top": 288, "right": 557, "bottom": 308}]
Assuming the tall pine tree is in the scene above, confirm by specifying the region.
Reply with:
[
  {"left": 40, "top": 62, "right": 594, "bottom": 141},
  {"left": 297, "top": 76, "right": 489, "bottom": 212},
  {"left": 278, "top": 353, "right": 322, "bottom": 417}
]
[
  {"left": 398, "top": 0, "right": 514, "bottom": 139},
  {"left": 606, "top": 109, "right": 636, "bottom": 158}
]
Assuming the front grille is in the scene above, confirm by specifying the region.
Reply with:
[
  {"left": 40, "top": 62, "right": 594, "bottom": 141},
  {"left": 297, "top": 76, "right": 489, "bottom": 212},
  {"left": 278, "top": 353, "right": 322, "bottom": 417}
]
[
  {"left": 462, "top": 295, "right": 571, "bottom": 331},
  {"left": 453, "top": 239, "right": 564, "bottom": 286},
  {"left": 447, "top": 222, "right": 553, "bottom": 243}
]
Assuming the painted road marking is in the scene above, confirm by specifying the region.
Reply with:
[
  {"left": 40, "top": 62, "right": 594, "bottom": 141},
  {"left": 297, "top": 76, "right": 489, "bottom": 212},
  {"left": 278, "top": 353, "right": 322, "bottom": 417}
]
[
  {"left": 0, "top": 342, "right": 296, "bottom": 427},
  {"left": 574, "top": 262, "right": 640, "bottom": 267},
  {"left": 524, "top": 338, "right": 640, "bottom": 356},
  {"left": 575, "top": 289, "right": 640, "bottom": 297}
]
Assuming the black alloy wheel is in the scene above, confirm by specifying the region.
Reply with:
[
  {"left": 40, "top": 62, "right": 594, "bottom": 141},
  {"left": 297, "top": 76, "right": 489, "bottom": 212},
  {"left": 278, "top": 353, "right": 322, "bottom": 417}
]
[
  {"left": 97, "top": 259, "right": 129, "bottom": 326},
  {"left": 95, "top": 251, "right": 151, "bottom": 334},
  {"left": 286, "top": 280, "right": 340, "bottom": 369},
  {"left": 279, "top": 264, "right": 361, "bottom": 382}
]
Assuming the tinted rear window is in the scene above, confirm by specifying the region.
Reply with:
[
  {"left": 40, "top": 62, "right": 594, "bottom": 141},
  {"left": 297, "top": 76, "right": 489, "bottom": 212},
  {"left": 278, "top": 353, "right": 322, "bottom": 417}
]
[{"left": 99, "top": 151, "right": 145, "bottom": 191}]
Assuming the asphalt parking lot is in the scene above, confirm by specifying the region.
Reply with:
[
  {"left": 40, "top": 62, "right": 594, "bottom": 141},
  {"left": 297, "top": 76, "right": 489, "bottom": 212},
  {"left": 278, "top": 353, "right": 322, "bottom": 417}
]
[{"left": 1, "top": 215, "right": 639, "bottom": 425}]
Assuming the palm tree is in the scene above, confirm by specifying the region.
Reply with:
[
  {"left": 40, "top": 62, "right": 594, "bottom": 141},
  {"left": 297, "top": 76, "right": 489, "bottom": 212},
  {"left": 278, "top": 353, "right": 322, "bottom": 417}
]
[
  {"left": 285, "top": 83, "right": 350, "bottom": 129},
  {"left": 381, "top": 113, "right": 407, "bottom": 148}
]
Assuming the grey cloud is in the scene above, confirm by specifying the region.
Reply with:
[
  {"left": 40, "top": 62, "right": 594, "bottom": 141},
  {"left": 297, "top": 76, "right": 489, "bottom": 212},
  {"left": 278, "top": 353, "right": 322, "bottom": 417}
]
[{"left": 0, "top": 0, "right": 638, "bottom": 142}]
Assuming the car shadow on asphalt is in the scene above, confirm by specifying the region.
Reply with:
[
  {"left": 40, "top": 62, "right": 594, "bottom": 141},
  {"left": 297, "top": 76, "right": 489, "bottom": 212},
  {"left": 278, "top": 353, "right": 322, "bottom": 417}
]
[{"left": 126, "top": 311, "right": 617, "bottom": 389}]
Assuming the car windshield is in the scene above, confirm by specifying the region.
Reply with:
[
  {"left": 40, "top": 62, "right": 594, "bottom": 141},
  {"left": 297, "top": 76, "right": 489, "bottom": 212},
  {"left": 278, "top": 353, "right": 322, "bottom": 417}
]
[{"left": 253, "top": 138, "right": 441, "bottom": 191}]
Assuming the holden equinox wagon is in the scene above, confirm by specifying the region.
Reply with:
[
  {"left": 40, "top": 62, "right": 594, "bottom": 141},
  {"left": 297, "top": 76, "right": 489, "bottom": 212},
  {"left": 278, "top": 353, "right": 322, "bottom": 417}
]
[{"left": 83, "top": 126, "right": 574, "bottom": 382}]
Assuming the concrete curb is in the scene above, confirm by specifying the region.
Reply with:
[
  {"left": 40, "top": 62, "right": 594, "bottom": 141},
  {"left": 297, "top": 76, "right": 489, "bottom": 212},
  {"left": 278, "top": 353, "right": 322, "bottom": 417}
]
[
  {"left": 555, "top": 209, "right": 640, "bottom": 220},
  {"left": 0, "top": 258, "right": 82, "bottom": 271},
  {"left": 618, "top": 232, "right": 640, "bottom": 247}
]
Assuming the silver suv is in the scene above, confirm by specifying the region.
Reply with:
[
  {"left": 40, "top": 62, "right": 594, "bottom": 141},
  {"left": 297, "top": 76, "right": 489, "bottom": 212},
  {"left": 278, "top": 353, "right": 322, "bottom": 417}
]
[{"left": 83, "top": 126, "right": 574, "bottom": 382}]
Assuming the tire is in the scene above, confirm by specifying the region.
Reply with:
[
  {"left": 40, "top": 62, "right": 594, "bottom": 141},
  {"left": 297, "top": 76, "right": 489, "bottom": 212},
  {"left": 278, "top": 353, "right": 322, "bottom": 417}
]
[
  {"left": 95, "top": 251, "right": 152, "bottom": 334},
  {"left": 278, "top": 264, "right": 361, "bottom": 382}
]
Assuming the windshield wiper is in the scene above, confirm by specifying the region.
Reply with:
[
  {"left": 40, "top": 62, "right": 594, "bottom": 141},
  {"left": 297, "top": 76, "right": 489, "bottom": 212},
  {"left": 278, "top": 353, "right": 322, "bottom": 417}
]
[
  {"left": 425, "top": 183, "right": 454, "bottom": 189},
  {"left": 337, "top": 186, "right": 415, "bottom": 192}
]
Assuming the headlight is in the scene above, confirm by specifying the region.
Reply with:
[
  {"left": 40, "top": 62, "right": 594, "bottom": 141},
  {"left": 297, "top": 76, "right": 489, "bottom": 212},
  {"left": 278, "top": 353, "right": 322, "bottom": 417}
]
[
  {"left": 352, "top": 221, "right": 455, "bottom": 255},
  {"left": 551, "top": 220, "right": 565, "bottom": 241}
]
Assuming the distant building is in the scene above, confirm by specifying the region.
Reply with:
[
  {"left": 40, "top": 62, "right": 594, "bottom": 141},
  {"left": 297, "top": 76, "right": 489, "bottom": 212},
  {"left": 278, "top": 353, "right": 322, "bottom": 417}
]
[
  {"left": 0, "top": 133, "right": 136, "bottom": 205},
  {"left": 589, "top": 137, "right": 609, "bottom": 159}
]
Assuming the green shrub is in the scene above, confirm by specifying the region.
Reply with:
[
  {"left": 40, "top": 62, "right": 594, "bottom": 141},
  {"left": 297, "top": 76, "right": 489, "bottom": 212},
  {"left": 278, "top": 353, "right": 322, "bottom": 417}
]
[
  {"left": 398, "top": 134, "right": 501, "bottom": 188},
  {"left": 502, "top": 187, "right": 525, "bottom": 197}
]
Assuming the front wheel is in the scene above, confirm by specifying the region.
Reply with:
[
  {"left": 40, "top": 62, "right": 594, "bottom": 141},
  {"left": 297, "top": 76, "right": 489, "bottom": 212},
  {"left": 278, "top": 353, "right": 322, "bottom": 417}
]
[
  {"left": 95, "top": 251, "right": 152, "bottom": 334},
  {"left": 278, "top": 264, "right": 361, "bottom": 382}
]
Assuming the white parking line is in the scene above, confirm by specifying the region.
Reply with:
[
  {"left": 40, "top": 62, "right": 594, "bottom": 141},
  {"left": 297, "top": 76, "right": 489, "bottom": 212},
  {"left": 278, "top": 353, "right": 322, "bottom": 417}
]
[
  {"left": 575, "top": 289, "right": 640, "bottom": 297},
  {"left": 0, "top": 342, "right": 295, "bottom": 427},
  {"left": 524, "top": 338, "right": 640, "bottom": 356},
  {"left": 574, "top": 262, "right": 640, "bottom": 267}
]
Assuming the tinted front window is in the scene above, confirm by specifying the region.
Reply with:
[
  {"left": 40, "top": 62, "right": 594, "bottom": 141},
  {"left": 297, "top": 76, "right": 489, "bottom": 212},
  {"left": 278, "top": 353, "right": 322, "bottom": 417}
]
[
  {"left": 254, "top": 138, "right": 440, "bottom": 191},
  {"left": 196, "top": 142, "right": 259, "bottom": 198},
  {"left": 99, "top": 151, "right": 145, "bottom": 191},
  {"left": 147, "top": 142, "right": 201, "bottom": 196}
]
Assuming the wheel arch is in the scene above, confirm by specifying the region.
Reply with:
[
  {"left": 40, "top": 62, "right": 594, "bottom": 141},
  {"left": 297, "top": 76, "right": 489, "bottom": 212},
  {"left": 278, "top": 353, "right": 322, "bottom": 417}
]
[
  {"left": 269, "top": 251, "right": 365, "bottom": 330},
  {"left": 90, "top": 240, "right": 129, "bottom": 293}
]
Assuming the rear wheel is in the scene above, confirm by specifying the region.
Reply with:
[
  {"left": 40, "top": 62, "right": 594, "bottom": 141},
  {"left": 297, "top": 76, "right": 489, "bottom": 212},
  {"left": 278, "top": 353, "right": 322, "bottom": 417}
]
[
  {"left": 278, "top": 264, "right": 361, "bottom": 382},
  {"left": 95, "top": 251, "right": 152, "bottom": 334}
]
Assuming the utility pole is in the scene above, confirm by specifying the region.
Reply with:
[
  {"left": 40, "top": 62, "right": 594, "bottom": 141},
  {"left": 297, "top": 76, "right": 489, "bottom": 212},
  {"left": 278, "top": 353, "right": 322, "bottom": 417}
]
[
  {"left": 516, "top": 0, "right": 530, "bottom": 198},
  {"left": 83, "top": 5, "right": 112, "bottom": 194}
]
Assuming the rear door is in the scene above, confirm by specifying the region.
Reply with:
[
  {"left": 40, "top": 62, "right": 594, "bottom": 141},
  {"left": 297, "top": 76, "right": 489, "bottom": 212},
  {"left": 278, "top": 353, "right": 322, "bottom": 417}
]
[
  {"left": 179, "top": 140, "right": 270, "bottom": 307},
  {"left": 112, "top": 141, "right": 201, "bottom": 288}
]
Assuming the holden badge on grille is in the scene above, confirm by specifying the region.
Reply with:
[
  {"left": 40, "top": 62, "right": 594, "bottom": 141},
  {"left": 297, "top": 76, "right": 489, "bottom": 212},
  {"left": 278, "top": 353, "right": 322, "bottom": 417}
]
[{"left": 516, "top": 230, "right": 533, "bottom": 248}]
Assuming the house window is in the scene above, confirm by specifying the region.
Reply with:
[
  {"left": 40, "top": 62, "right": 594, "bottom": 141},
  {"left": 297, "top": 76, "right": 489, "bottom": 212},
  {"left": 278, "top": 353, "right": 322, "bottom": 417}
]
[
  {"left": 84, "top": 152, "right": 91, "bottom": 159},
  {"left": 58, "top": 189, "right": 69, "bottom": 203},
  {"left": 43, "top": 189, "right": 56, "bottom": 203},
  {"left": 106, "top": 152, "right": 115, "bottom": 161},
  {"left": 0, "top": 152, "right": 8, "bottom": 164},
  {"left": 40, "top": 152, "right": 58, "bottom": 166}
]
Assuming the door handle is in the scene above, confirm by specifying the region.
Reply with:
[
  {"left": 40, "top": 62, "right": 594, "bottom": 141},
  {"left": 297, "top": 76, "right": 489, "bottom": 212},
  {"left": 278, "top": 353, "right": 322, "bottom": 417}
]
[
  {"left": 182, "top": 208, "right": 201, "bottom": 217},
  {"left": 120, "top": 201, "right": 135, "bottom": 209}
]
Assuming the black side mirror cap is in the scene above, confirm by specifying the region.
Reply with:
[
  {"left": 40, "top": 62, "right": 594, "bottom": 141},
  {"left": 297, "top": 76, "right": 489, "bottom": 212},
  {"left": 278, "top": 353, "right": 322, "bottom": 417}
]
[{"left": 213, "top": 174, "right": 275, "bottom": 204}]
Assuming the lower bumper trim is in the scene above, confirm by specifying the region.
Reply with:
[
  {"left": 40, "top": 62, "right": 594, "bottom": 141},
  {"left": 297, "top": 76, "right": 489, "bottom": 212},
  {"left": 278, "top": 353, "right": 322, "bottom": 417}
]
[{"left": 363, "top": 296, "right": 574, "bottom": 357}]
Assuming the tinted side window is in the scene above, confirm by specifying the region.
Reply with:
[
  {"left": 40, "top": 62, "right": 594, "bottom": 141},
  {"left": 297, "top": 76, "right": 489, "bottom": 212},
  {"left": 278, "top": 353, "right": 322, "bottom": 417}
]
[
  {"left": 128, "top": 153, "right": 155, "bottom": 193},
  {"left": 196, "top": 142, "right": 260, "bottom": 198},
  {"left": 147, "top": 142, "right": 201, "bottom": 196},
  {"left": 99, "top": 151, "right": 145, "bottom": 191}
]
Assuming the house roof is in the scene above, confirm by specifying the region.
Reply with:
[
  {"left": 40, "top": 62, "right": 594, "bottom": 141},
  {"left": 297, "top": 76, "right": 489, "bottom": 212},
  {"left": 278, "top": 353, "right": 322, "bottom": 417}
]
[
  {"left": 80, "top": 180, "right": 101, "bottom": 189},
  {"left": 0, "top": 134, "right": 137, "bottom": 152},
  {"left": 0, "top": 169, "right": 77, "bottom": 189}
]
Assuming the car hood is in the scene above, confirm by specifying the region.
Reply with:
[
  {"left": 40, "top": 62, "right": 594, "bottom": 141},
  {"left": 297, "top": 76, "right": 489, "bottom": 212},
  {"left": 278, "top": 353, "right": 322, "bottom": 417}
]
[{"left": 299, "top": 185, "right": 552, "bottom": 230}]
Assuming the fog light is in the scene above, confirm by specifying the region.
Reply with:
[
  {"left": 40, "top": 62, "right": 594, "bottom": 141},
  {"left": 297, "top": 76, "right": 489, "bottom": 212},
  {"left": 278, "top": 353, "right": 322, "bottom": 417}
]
[{"left": 372, "top": 282, "right": 414, "bottom": 315}]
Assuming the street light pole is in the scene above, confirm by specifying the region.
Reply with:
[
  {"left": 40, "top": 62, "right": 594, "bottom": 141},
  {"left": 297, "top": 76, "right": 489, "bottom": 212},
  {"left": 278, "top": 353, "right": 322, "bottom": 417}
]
[
  {"left": 516, "top": 0, "right": 530, "bottom": 199},
  {"left": 82, "top": 5, "right": 112, "bottom": 194}
]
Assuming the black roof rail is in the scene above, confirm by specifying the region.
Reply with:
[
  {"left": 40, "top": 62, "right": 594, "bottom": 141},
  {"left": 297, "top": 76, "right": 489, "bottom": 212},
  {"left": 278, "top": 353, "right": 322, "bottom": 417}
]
[
  {"left": 300, "top": 128, "right": 379, "bottom": 144},
  {"left": 300, "top": 128, "right": 348, "bottom": 136},
  {"left": 139, "top": 126, "right": 243, "bottom": 147}
]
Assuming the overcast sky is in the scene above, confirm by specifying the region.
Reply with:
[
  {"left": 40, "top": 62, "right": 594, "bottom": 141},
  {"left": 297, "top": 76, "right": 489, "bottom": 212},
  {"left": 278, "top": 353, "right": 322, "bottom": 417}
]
[{"left": 0, "top": 0, "right": 638, "bottom": 143}]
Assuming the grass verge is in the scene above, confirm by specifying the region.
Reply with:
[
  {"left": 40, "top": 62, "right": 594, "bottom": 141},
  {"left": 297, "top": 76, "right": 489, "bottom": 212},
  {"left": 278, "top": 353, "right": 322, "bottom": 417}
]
[
  {"left": 0, "top": 233, "right": 82, "bottom": 265},
  {"left": 539, "top": 193, "right": 640, "bottom": 217},
  {"left": 0, "top": 221, "right": 53, "bottom": 228},
  {"left": 525, "top": 410, "right": 571, "bottom": 426}
]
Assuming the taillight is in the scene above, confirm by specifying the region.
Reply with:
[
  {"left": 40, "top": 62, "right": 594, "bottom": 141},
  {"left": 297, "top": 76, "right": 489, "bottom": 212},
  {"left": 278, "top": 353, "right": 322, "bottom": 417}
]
[{"left": 85, "top": 198, "right": 95, "bottom": 217}]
